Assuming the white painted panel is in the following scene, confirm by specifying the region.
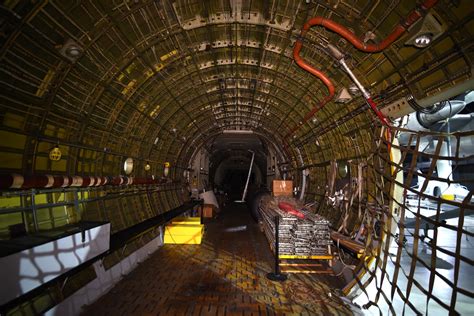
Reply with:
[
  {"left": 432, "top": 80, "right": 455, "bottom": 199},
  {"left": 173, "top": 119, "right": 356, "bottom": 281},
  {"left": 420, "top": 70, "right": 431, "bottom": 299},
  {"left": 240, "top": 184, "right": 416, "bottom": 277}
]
[
  {"left": 45, "top": 227, "right": 163, "bottom": 316},
  {"left": 0, "top": 223, "right": 110, "bottom": 306}
]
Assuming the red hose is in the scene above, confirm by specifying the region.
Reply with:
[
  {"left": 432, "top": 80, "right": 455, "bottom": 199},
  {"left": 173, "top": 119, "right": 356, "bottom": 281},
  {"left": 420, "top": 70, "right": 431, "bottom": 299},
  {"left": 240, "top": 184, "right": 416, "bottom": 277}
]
[
  {"left": 366, "top": 97, "right": 390, "bottom": 126},
  {"left": 287, "top": 33, "right": 335, "bottom": 139},
  {"left": 366, "top": 97, "right": 392, "bottom": 152},
  {"left": 289, "top": 0, "right": 438, "bottom": 139},
  {"left": 304, "top": 0, "right": 438, "bottom": 53}
]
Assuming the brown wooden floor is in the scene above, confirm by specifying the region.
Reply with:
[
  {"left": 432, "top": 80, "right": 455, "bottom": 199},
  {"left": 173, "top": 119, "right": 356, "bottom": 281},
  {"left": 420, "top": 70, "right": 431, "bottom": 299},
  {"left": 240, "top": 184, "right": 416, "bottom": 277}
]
[{"left": 83, "top": 203, "right": 352, "bottom": 315}]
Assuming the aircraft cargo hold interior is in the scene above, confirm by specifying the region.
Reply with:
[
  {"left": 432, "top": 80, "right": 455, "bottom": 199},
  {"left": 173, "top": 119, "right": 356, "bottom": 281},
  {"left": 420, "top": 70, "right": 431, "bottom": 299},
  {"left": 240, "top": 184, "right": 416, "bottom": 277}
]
[{"left": 0, "top": 0, "right": 473, "bottom": 315}]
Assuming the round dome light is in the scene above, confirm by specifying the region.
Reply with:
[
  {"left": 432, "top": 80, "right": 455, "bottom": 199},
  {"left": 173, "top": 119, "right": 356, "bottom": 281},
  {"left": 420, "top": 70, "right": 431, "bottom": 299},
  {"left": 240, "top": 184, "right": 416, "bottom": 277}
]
[
  {"left": 164, "top": 162, "right": 170, "bottom": 177},
  {"left": 65, "top": 45, "right": 82, "bottom": 57},
  {"left": 414, "top": 34, "right": 432, "bottom": 48},
  {"left": 124, "top": 158, "right": 134, "bottom": 175},
  {"left": 144, "top": 162, "right": 151, "bottom": 171}
]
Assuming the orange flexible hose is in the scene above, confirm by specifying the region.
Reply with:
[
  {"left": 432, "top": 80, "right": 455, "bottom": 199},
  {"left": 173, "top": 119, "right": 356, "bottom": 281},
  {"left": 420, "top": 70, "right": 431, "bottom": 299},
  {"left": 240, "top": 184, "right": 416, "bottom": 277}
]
[
  {"left": 286, "top": 33, "right": 335, "bottom": 139},
  {"left": 304, "top": 0, "right": 438, "bottom": 53},
  {"left": 290, "top": 0, "right": 438, "bottom": 150}
]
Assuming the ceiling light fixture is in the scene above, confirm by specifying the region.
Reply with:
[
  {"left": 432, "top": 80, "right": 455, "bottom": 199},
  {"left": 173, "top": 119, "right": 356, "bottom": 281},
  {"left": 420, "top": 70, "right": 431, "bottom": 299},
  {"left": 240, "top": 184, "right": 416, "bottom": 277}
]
[
  {"left": 164, "top": 162, "right": 170, "bottom": 177},
  {"left": 413, "top": 33, "right": 432, "bottom": 48},
  {"left": 405, "top": 13, "right": 445, "bottom": 49},
  {"left": 58, "top": 39, "right": 83, "bottom": 62},
  {"left": 348, "top": 84, "right": 361, "bottom": 96},
  {"left": 124, "top": 158, "right": 134, "bottom": 175},
  {"left": 335, "top": 87, "right": 353, "bottom": 103},
  {"left": 65, "top": 45, "right": 82, "bottom": 57}
]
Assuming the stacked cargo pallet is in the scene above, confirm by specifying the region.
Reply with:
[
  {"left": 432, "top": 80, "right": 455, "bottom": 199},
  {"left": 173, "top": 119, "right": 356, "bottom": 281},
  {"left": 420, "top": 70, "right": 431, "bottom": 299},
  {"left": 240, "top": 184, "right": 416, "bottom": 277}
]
[{"left": 259, "top": 196, "right": 332, "bottom": 257}]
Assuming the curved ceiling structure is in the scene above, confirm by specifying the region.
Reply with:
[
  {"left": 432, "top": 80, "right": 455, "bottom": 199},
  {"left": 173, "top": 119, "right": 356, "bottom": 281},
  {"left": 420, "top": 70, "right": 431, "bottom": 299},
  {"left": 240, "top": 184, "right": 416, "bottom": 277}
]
[
  {"left": 2, "top": 0, "right": 471, "bottom": 173},
  {"left": 0, "top": 0, "right": 473, "bottom": 315}
]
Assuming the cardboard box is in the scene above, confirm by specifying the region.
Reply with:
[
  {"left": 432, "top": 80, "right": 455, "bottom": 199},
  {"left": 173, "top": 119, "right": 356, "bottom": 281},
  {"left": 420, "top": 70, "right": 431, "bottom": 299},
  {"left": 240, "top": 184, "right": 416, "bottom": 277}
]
[
  {"left": 272, "top": 180, "right": 293, "bottom": 197},
  {"left": 202, "top": 204, "right": 215, "bottom": 218}
]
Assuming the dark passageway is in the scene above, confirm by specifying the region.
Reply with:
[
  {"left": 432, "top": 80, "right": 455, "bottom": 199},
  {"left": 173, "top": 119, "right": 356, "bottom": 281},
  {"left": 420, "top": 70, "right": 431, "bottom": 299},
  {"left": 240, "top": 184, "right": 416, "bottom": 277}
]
[{"left": 84, "top": 203, "right": 351, "bottom": 315}]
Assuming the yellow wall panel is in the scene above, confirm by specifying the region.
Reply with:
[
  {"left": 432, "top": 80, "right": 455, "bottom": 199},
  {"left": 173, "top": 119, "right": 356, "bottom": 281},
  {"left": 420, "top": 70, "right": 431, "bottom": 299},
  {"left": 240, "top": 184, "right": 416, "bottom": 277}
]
[
  {"left": 37, "top": 142, "right": 51, "bottom": 153},
  {"left": 51, "top": 159, "right": 67, "bottom": 172},
  {"left": 51, "top": 206, "right": 68, "bottom": 219},
  {"left": 57, "top": 127, "right": 67, "bottom": 139},
  {"left": 0, "top": 131, "right": 26, "bottom": 149},
  {"left": 419, "top": 70, "right": 444, "bottom": 89},
  {"left": 0, "top": 152, "right": 23, "bottom": 169},
  {"left": 53, "top": 192, "right": 66, "bottom": 203},
  {"left": 44, "top": 124, "right": 57, "bottom": 137},
  {"left": 433, "top": 37, "right": 454, "bottom": 52},
  {"left": 37, "top": 208, "right": 53, "bottom": 229},
  {"left": 0, "top": 213, "right": 23, "bottom": 233},
  {"left": 2, "top": 112, "right": 25, "bottom": 129},
  {"left": 35, "top": 156, "right": 49, "bottom": 170},
  {"left": 35, "top": 194, "right": 48, "bottom": 204},
  {"left": 446, "top": 59, "right": 468, "bottom": 74},
  {"left": 0, "top": 196, "right": 21, "bottom": 208},
  {"left": 59, "top": 145, "right": 69, "bottom": 155}
]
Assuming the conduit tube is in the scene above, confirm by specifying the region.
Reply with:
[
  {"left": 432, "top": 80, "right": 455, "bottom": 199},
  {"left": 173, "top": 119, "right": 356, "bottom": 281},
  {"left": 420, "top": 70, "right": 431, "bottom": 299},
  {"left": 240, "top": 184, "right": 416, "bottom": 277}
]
[{"left": 0, "top": 174, "right": 169, "bottom": 190}]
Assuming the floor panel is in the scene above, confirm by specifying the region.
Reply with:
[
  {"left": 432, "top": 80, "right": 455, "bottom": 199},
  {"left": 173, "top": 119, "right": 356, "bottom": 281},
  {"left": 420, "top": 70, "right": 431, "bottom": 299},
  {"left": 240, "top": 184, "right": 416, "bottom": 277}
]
[{"left": 83, "top": 203, "right": 351, "bottom": 315}]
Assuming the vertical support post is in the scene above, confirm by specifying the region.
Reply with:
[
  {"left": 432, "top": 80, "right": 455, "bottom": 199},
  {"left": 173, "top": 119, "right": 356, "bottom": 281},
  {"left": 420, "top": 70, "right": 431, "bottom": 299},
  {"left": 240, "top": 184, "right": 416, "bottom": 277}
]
[
  {"left": 73, "top": 189, "right": 80, "bottom": 223},
  {"left": 274, "top": 215, "right": 281, "bottom": 274},
  {"left": 31, "top": 189, "right": 39, "bottom": 232},
  {"left": 266, "top": 215, "right": 287, "bottom": 281},
  {"left": 235, "top": 150, "right": 255, "bottom": 203},
  {"left": 21, "top": 193, "right": 29, "bottom": 233},
  {"left": 241, "top": 151, "right": 255, "bottom": 202}
]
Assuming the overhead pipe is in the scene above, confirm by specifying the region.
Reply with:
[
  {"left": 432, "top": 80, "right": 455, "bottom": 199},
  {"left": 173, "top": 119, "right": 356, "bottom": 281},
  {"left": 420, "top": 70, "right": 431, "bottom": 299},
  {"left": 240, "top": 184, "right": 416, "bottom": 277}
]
[
  {"left": 0, "top": 174, "right": 169, "bottom": 190},
  {"left": 303, "top": 0, "right": 439, "bottom": 53},
  {"left": 288, "top": 0, "right": 438, "bottom": 138},
  {"left": 287, "top": 35, "right": 335, "bottom": 139}
]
